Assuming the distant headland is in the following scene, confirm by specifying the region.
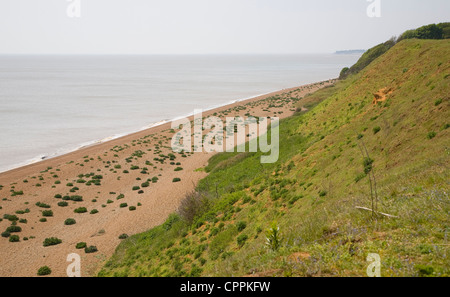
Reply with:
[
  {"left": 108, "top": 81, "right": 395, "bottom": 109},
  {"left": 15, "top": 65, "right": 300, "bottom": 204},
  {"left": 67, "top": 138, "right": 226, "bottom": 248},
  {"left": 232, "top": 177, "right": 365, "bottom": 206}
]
[{"left": 334, "top": 49, "right": 366, "bottom": 54}]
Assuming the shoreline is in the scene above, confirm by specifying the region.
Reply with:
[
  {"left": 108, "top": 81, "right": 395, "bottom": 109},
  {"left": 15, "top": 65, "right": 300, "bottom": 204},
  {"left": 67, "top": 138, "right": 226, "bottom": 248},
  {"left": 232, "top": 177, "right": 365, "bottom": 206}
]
[
  {"left": 0, "top": 78, "right": 335, "bottom": 277},
  {"left": 0, "top": 86, "right": 308, "bottom": 175},
  {"left": 0, "top": 80, "right": 333, "bottom": 179}
]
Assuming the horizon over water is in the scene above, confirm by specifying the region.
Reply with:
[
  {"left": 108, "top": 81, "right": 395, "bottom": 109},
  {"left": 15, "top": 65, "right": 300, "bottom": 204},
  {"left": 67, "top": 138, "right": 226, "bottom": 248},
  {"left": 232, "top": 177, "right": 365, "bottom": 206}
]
[{"left": 0, "top": 54, "right": 361, "bottom": 173}]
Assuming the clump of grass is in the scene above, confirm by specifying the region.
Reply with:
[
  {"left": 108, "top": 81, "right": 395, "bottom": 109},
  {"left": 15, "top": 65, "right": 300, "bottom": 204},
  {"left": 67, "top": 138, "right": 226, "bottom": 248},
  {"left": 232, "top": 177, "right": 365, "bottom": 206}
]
[
  {"left": 427, "top": 131, "right": 437, "bottom": 139},
  {"left": 434, "top": 98, "right": 443, "bottom": 106},
  {"left": 373, "top": 126, "right": 381, "bottom": 134}
]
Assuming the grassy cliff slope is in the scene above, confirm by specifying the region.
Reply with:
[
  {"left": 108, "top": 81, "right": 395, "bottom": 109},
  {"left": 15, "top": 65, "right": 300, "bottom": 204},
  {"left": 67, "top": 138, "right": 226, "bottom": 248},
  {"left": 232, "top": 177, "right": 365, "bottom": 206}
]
[{"left": 99, "top": 39, "right": 449, "bottom": 277}]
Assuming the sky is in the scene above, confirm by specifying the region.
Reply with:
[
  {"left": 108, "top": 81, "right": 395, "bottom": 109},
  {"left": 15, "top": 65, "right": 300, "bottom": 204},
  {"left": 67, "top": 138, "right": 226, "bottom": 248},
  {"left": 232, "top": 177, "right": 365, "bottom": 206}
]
[{"left": 0, "top": 0, "right": 449, "bottom": 55}]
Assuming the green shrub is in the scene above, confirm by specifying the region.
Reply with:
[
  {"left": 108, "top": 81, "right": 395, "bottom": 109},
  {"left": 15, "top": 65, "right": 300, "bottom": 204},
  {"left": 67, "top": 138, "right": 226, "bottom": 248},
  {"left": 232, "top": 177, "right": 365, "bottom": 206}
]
[
  {"left": 70, "top": 195, "right": 83, "bottom": 202},
  {"left": 39, "top": 218, "right": 47, "bottom": 222},
  {"left": 416, "top": 265, "right": 434, "bottom": 276},
  {"left": 118, "top": 234, "right": 128, "bottom": 240},
  {"left": 363, "top": 158, "right": 374, "bottom": 174},
  {"left": 237, "top": 234, "right": 248, "bottom": 247},
  {"left": 3, "top": 214, "right": 19, "bottom": 222},
  {"left": 174, "top": 167, "right": 183, "bottom": 171},
  {"left": 1, "top": 231, "right": 11, "bottom": 238},
  {"left": 266, "top": 222, "right": 282, "bottom": 251},
  {"left": 64, "top": 218, "right": 76, "bottom": 225},
  {"left": 129, "top": 206, "right": 136, "bottom": 211},
  {"left": 9, "top": 235, "right": 20, "bottom": 242},
  {"left": 37, "top": 266, "right": 52, "bottom": 276},
  {"left": 42, "top": 210, "right": 53, "bottom": 217},
  {"left": 76, "top": 242, "right": 87, "bottom": 249},
  {"left": 236, "top": 221, "right": 247, "bottom": 232},
  {"left": 120, "top": 203, "right": 128, "bottom": 208},
  {"left": 427, "top": 131, "right": 437, "bottom": 139},
  {"left": 90, "top": 209, "right": 99, "bottom": 214},
  {"left": 15, "top": 209, "right": 28, "bottom": 214},
  {"left": 173, "top": 178, "right": 181, "bottom": 183},
  {"left": 58, "top": 201, "right": 69, "bottom": 207},
  {"left": 11, "top": 190, "right": 24, "bottom": 196},
  {"left": 74, "top": 207, "right": 88, "bottom": 214},
  {"left": 36, "top": 202, "right": 51, "bottom": 209},
  {"left": 43, "top": 237, "right": 62, "bottom": 247},
  {"left": 132, "top": 186, "right": 140, "bottom": 191},
  {"left": 6, "top": 226, "right": 22, "bottom": 233},
  {"left": 398, "top": 24, "right": 444, "bottom": 41},
  {"left": 85, "top": 246, "right": 98, "bottom": 254},
  {"left": 373, "top": 126, "right": 381, "bottom": 134}
]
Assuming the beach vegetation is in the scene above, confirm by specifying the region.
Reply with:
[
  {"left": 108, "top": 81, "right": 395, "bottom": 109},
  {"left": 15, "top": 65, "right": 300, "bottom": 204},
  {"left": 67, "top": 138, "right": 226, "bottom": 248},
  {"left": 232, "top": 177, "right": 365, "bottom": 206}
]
[
  {"left": 74, "top": 207, "right": 88, "bottom": 214},
  {"left": 37, "top": 266, "right": 52, "bottom": 276},
  {"left": 42, "top": 210, "right": 53, "bottom": 217},
  {"left": 9, "top": 235, "right": 20, "bottom": 242},
  {"left": 43, "top": 237, "right": 62, "bottom": 247},
  {"left": 64, "top": 218, "right": 76, "bottom": 225},
  {"left": 85, "top": 246, "right": 98, "bottom": 254},
  {"left": 76, "top": 242, "right": 87, "bottom": 249}
]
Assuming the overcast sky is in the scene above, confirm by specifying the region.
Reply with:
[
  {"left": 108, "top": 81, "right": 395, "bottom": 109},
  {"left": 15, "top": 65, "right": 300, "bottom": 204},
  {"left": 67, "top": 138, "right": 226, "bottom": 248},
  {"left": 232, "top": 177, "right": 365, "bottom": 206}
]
[{"left": 0, "top": 0, "right": 448, "bottom": 55}]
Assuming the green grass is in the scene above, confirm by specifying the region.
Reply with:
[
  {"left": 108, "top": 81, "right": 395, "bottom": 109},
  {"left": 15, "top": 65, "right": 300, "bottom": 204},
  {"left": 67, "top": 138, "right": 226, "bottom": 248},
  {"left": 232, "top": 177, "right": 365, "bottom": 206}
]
[{"left": 99, "top": 39, "right": 450, "bottom": 277}]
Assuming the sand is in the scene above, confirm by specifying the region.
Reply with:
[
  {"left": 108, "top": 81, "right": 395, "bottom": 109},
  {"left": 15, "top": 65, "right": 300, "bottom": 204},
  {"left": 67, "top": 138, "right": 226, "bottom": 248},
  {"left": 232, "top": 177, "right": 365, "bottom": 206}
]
[{"left": 0, "top": 80, "right": 334, "bottom": 277}]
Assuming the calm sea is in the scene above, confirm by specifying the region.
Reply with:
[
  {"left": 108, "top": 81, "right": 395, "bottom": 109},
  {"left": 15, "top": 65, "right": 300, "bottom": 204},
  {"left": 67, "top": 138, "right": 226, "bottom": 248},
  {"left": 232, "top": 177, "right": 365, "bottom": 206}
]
[{"left": 0, "top": 54, "right": 361, "bottom": 173}]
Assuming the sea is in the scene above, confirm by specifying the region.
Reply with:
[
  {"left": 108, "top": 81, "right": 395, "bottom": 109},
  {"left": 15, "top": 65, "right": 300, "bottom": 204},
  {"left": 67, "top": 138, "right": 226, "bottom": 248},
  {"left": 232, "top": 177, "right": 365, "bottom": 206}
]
[{"left": 0, "top": 54, "right": 361, "bottom": 173}]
